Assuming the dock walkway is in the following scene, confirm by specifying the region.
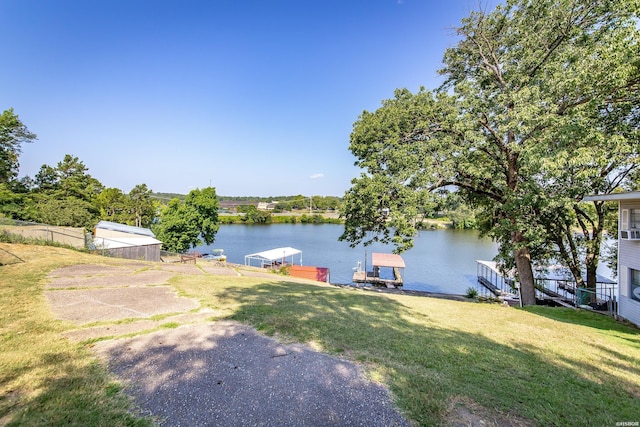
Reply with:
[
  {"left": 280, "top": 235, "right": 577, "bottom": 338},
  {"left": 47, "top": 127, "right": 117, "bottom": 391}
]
[{"left": 476, "top": 260, "right": 617, "bottom": 313}]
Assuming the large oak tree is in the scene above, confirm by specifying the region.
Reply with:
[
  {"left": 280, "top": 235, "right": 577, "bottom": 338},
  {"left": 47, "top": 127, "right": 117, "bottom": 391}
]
[{"left": 340, "top": 0, "right": 639, "bottom": 305}]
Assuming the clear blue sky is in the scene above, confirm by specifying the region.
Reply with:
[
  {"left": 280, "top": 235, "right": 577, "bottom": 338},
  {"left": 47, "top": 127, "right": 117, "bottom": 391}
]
[{"left": 1, "top": 0, "right": 500, "bottom": 197}]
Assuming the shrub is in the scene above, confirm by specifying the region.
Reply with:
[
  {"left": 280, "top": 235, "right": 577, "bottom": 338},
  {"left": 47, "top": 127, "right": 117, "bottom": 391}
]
[{"left": 465, "top": 287, "right": 479, "bottom": 299}]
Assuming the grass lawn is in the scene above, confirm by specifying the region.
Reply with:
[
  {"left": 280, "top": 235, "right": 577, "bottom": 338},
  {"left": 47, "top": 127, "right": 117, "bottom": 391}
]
[
  {"left": 1, "top": 242, "right": 639, "bottom": 426},
  {"left": 0, "top": 243, "right": 153, "bottom": 426}
]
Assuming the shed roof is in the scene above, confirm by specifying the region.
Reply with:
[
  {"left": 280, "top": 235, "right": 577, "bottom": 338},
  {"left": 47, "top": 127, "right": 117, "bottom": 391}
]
[
  {"left": 372, "top": 253, "right": 406, "bottom": 268},
  {"left": 95, "top": 220, "right": 156, "bottom": 237},
  {"left": 93, "top": 236, "right": 162, "bottom": 249}
]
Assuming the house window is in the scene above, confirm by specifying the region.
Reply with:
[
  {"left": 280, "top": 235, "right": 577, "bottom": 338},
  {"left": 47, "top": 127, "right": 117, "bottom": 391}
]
[
  {"left": 632, "top": 269, "right": 640, "bottom": 303},
  {"left": 631, "top": 209, "right": 640, "bottom": 229}
]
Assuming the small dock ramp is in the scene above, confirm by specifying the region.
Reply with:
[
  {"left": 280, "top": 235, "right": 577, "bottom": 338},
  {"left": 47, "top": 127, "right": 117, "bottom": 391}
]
[
  {"left": 476, "top": 260, "right": 515, "bottom": 297},
  {"left": 477, "top": 260, "right": 616, "bottom": 313}
]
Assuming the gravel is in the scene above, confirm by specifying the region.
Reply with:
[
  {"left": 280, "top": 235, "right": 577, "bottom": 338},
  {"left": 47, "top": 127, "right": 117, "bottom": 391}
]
[{"left": 94, "top": 321, "right": 409, "bottom": 426}]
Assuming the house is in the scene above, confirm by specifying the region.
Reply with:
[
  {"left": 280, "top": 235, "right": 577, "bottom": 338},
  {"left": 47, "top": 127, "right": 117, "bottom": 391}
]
[
  {"left": 93, "top": 221, "right": 163, "bottom": 262},
  {"left": 584, "top": 191, "right": 640, "bottom": 327},
  {"left": 257, "top": 202, "right": 276, "bottom": 211}
]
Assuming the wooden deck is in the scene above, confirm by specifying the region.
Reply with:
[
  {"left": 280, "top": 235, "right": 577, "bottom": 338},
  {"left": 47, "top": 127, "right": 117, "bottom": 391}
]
[{"left": 352, "top": 268, "right": 403, "bottom": 288}]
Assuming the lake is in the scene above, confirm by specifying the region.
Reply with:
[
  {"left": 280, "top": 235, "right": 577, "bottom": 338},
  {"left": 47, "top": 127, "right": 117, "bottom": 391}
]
[{"left": 194, "top": 224, "right": 499, "bottom": 295}]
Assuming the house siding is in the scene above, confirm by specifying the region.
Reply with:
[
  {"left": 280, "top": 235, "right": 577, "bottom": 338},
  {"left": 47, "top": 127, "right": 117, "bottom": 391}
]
[
  {"left": 618, "top": 200, "right": 640, "bottom": 326},
  {"left": 618, "top": 297, "right": 640, "bottom": 326}
]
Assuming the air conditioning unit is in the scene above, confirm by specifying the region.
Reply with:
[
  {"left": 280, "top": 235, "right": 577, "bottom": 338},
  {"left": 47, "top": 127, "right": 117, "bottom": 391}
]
[{"left": 620, "top": 229, "right": 640, "bottom": 240}]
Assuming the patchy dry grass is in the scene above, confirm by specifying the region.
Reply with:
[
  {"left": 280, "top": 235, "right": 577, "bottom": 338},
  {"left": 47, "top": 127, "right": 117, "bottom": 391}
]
[{"left": 0, "top": 243, "right": 153, "bottom": 426}]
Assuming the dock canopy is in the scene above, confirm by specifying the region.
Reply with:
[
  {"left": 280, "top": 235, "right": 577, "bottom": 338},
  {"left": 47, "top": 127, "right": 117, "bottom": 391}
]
[
  {"left": 244, "top": 246, "right": 302, "bottom": 268},
  {"left": 372, "top": 252, "right": 405, "bottom": 268}
]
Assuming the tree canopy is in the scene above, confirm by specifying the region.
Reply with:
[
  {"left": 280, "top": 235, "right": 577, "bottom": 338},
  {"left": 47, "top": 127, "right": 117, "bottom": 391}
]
[
  {"left": 340, "top": 0, "right": 639, "bottom": 305},
  {"left": 153, "top": 187, "right": 219, "bottom": 253},
  {"left": 0, "top": 108, "right": 37, "bottom": 184}
]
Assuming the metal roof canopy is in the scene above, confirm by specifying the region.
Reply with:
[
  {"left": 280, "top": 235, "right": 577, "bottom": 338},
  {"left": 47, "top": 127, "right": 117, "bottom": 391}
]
[
  {"left": 372, "top": 253, "right": 405, "bottom": 268},
  {"left": 244, "top": 246, "right": 302, "bottom": 266},
  {"left": 95, "top": 220, "right": 156, "bottom": 238},
  {"left": 94, "top": 236, "right": 162, "bottom": 249}
]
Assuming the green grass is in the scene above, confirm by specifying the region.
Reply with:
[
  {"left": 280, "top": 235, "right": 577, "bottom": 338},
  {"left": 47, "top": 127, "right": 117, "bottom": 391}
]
[
  {"left": 1, "top": 242, "right": 639, "bottom": 426},
  {"left": 0, "top": 243, "right": 154, "bottom": 426}
]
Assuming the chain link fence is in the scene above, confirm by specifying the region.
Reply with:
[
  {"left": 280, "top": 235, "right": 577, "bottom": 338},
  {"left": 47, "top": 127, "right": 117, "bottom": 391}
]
[{"left": 0, "top": 218, "right": 90, "bottom": 249}]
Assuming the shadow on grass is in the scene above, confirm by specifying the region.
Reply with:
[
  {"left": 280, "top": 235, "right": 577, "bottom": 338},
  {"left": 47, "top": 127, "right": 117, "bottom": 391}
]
[{"left": 213, "top": 281, "right": 640, "bottom": 427}]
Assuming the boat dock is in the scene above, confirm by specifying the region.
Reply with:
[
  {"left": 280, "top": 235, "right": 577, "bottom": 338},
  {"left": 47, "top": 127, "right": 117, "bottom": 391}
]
[
  {"left": 353, "top": 253, "right": 405, "bottom": 288},
  {"left": 476, "top": 260, "right": 617, "bottom": 313}
]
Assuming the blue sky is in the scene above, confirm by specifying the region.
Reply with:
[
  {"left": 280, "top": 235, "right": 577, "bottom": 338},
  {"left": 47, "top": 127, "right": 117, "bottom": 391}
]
[{"left": 1, "top": 0, "right": 500, "bottom": 197}]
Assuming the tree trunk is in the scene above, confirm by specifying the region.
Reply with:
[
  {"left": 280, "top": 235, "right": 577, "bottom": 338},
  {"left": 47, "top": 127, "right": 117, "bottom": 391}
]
[
  {"left": 512, "top": 231, "right": 536, "bottom": 306},
  {"left": 584, "top": 252, "right": 598, "bottom": 304}
]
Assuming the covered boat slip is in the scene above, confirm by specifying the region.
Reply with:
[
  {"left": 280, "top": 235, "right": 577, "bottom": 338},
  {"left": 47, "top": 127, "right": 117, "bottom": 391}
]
[
  {"left": 244, "top": 247, "right": 330, "bottom": 282},
  {"left": 353, "top": 252, "right": 406, "bottom": 288},
  {"left": 244, "top": 246, "right": 302, "bottom": 268},
  {"left": 476, "top": 260, "right": 617, "bottom": 311}
]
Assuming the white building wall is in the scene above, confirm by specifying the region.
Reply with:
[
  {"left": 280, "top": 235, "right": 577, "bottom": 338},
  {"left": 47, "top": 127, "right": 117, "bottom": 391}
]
[{"left": 617, "top": 200, "right": 640, "bottom": 326}]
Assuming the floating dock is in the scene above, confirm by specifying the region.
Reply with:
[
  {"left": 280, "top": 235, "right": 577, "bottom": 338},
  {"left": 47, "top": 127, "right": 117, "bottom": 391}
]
[{"left": 353, "top": 253, "right": 405, "bottom": 288}]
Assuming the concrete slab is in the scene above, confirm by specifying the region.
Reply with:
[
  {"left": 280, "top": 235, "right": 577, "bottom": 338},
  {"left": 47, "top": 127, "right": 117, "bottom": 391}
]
[
  {"left": 64, "top": 320, "right": 158, "bottom": 341},
  {"left": 63, "top": 309, "right": 221, "bottom": 342},
  {"left": 47, "top": 270, "right": 176, "bottom": 288},
  {"left": 45, "top": 286, "right": 199, "bottom": 325},
  {"left": 47, "top": 264, "right": 135, "bottom": 277}
]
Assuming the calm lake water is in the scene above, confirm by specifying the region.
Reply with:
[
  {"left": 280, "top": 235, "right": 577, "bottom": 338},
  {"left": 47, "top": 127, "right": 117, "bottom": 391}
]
[{"left": 195, "top": 224, "right": 499, "bottom": 295}]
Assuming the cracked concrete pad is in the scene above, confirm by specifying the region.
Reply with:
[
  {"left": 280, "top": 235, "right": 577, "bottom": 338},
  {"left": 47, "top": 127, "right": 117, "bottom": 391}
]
[
  {"left": 47, "top": 270, "right": 176, "bottom": 288},
  {"left": 64, "top": 320, "right": 159, "bottom": 341},
  {"left": 45, "top": 286, "right": 199, "bottom": 325},
  {"left": 47, "top": 264, "right": 136, "bottom": 277},
  {"left": 63, "top": 309, "right": 220, "bottom": 342},
  {"left": 63, "top": 309, "right": 221, "bottom": 342}
]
